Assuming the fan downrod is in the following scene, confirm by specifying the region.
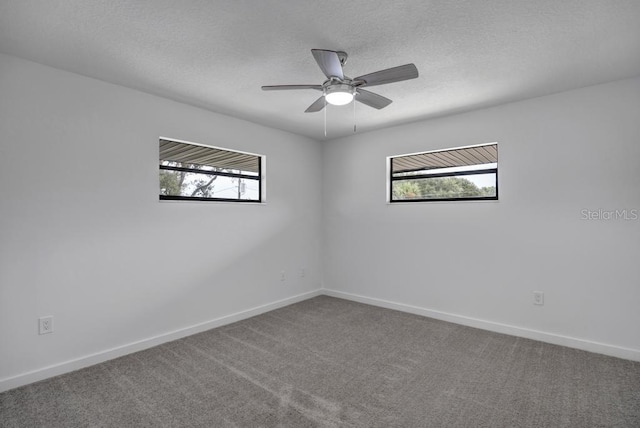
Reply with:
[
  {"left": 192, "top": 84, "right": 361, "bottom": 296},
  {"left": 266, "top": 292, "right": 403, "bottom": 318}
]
[{"left": 336, "top": 51, "right": 348, "bottom": 66}]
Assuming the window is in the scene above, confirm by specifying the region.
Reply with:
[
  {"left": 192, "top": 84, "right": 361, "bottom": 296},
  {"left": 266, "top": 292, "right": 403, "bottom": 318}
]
[
  {"left": 389, "top": 143, "right": 498, "bottom": 202},
  {"left": 159, "top": 138, "right": 263, "bottom": 202}
]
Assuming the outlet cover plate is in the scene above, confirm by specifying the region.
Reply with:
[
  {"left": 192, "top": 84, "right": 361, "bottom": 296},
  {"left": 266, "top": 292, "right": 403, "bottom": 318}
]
[
  {"left": 39, "top": 316, "right": 54, "bottom": 334},
  {"left": 533, "top": 291, "right": 544, "bottom": 306}
]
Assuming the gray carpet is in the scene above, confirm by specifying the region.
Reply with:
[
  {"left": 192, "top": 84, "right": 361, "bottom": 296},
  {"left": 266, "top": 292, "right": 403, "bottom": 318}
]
[{"left": 1, "top": 296, "right": 639, "bottom": 427}]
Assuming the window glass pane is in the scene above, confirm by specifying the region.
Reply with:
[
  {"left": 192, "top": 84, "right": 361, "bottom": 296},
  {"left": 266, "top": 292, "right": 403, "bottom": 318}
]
[
  {"left": 393, "top": 163, "right": 497, "bottom": 177},
  {"left": 160, "top": 160, "right": 259, "bottom": 176},
  {"left": 392, "top": 173, "right": 497, "bottom": 201},
  {"left": 160, "top": 169, "right": 259, "bottom": 200},
  {"left": 390, "top": 143, "right": 498, "bottom": 202},
  {"left": 159, "top": 139, "right": 262, "bottom": 202}
]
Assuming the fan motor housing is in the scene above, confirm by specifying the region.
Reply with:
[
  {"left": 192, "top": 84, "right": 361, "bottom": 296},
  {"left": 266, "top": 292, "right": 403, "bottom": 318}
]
[{"left": 325, "top": 83, "right": 353, "bottom": 94}]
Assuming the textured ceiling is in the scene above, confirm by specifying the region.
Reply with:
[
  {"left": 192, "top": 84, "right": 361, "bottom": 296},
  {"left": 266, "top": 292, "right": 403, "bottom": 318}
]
[{"left": 1, "top": 0, "right": 640, "bottom": 141}]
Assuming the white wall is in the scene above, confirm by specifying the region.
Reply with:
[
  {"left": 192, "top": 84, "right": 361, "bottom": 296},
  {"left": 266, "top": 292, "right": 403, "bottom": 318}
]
[
  {"left": 322, "top": 77, "right": 640, "bottom": 358},
  {"left": 0, "top": 53, "right": 323, "bottom": 390}
]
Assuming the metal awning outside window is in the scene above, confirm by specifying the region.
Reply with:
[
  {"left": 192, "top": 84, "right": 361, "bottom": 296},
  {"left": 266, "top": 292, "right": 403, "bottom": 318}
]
[
  {"left": 392, "top": 143, "right": 497, "bottom": 174},
  {"left": 159, "top": 139, "right": 260, "bottom": 173}
]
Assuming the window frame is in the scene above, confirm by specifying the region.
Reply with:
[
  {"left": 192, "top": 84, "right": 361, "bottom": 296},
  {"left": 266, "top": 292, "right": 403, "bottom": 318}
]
[
  {"left": 388, "top": 143, "right": 498, "bottom": 203},
  {"left": 159, "top": 137, "right": 264, "bottom": 203}
]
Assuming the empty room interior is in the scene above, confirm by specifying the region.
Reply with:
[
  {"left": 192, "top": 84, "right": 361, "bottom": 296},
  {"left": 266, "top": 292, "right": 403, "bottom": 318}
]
[{"left": 1, "top": 1, "right": 639, "bottom": 426}]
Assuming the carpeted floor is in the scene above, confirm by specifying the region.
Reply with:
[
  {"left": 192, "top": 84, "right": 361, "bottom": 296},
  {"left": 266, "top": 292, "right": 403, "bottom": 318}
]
[{"left": 1, "top": 296, "right": 639, "bottom": 427}]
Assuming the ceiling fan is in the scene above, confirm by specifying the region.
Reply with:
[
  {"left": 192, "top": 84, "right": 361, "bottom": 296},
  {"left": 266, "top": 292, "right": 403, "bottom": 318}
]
[{"left": 262, "top": 49, "right": 419, "bottom": 113}]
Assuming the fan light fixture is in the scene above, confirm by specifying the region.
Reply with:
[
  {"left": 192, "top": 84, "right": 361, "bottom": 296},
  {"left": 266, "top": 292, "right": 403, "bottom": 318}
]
[{"left": 325, "top": 84, "right": 354, "bottom": 106}]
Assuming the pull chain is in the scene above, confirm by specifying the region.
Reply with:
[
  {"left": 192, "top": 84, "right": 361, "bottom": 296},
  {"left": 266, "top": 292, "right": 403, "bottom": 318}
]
[
  {"left": 323, "top": 94, "right": 327, "bottom": 138},
  {"left": 353, "top": 92, "right": 357, "bottom": 133}
]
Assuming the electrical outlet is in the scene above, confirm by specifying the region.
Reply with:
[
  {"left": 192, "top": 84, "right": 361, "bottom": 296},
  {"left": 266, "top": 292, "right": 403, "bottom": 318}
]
[
  {"left": 280, "top": 270, "right": 286, "bottom": 281},
  {"left": 39, "top": 316, "right": 54, "bottom": 335},
  {"left": 533, "top": 291, "right": 544, "bottom": 306}
]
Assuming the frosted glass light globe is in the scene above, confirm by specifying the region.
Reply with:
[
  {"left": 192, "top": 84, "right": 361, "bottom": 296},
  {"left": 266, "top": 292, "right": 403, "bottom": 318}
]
[{"left": 325, "top": 84, "right": 354, "bottom": 106}]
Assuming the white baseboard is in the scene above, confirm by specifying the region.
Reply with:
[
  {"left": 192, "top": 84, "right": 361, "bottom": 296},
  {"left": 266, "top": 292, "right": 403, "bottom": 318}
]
[
  {"left": 322, "top": 289, "right": 640, "bottom": 362},
  {"left": 3, "top": 287, "right": 638, "bottom": 393},
  {"left": 0, "top": 289, "right": 322, "bottom": 393}
]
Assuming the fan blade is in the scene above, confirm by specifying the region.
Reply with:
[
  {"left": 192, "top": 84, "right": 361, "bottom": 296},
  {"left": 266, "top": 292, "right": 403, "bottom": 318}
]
[
  {"left": 305, "top": 96, "right": 326, "bottom": 113},
  {"left": 311, "top": 49, "right": 344, "bottom": 80},
  {"left": 354, "top": 64, "right": 418, "bottom": 87},
  {"left": 262, "top": 85, "right": 323, "bottom": 91},
  {"left": 355, "top": 89, "right": 392, "bottom": 109}
]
